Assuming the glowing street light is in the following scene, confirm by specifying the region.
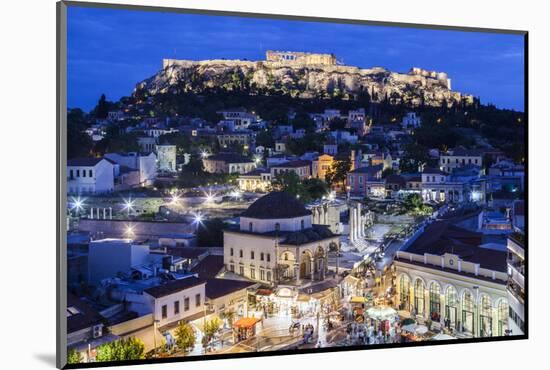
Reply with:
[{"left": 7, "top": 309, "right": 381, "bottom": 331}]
[
  {"left": 192, "top": 212, "right": 204, "bottom": 231},
  {"left": 170, "top": 193, "right": 180, "bottom": 205},
  {"left": 230, "top": 190, "right": 242, "bottom": 200},
  {"left": 124, "top": 224, "right": 135, "bottom": 238},
  {"left": 70, "top": 196, "right": 85, "bottom": 215},
  {"left": 200, "top": 150, "right": 209, "bottom": 159},
  {"left": 254, "top": 155, "right": 262, "bottom": 165},
  {"left": 122, "top": 197, "right": 135, "bottom": 217},
  {"left": 204, "top": 191, "right": 216, "bottom": 204}
]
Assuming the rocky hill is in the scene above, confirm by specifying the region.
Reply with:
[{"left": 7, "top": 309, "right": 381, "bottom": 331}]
[{"left": 135, "top": 58, "right": 475, "bottom": 107}]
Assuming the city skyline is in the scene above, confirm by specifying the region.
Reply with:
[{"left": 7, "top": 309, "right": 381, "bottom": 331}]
[{"left": 68, "top": 6, "right": 525, "bottom": 112}]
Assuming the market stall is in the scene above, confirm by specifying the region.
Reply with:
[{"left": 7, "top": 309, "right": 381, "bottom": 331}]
[{"left": 232, "top": 317, "right": 262, "bottom": 342}]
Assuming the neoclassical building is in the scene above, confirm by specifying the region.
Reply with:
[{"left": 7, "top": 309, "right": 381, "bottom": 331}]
[
  {"left": 394, "top": 221, "right": 510, "bottom": 338},
  {"left": 223, "top": 192, "right": 340, "bottom": 286}
]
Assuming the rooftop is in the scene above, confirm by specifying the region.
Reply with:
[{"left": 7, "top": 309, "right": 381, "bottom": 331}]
[
  {"left": 241, "top": 191, "right": 312, "bottom": 219},
  {"left": 205, "top": 278, "right": 257, "bottom": 300},
  {"left": 404, "top": 221, "right": 507, "bottom": 272},
  {"left": 67, "top": 294, "right": 104, "bottom": 334},
  {"left": 143, "top": 276, "right": 205, "bottom": 298},
  {"left": 190, "top": 255, "right": 224, "bottom": 279},
  {"left": 271, "top": 160, "right": 312, "bottom": 168},
  {"left": 205, "top": 152, "right": 253, "bottom": 163}
]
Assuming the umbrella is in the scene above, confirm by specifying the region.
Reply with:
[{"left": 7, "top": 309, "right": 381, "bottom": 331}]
[
  {"left": 431, "top": 333, "right": 456, "bottom": 341},
  {"left": 365, "top": 306, "right": 397, "bottom": 321},
  {"left": 401, "top": 324, "right": 428, "bottom": 335}
]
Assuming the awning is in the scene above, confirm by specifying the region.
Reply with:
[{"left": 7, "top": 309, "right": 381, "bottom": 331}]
[
  {"left": 256, "top": 289, "right": 273, "bottom": 296},
  {"left": 350, "top": 296, "right": 367, "bottom": 304},
  {"left": 233, "top": 317, "right": 261, "bottom": 329}
]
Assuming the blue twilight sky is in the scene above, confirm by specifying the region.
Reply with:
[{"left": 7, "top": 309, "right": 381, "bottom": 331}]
[{"left": 67, "top": 6, "right": 525, "bottom": 112}]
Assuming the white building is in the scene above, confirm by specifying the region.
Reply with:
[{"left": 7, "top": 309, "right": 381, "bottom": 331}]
[
  {"left": 401, "top": 112, "right": 422, "bottom": 129},
  {"left": 440, "top": 147, "right": 483, "bottom": 173},
  {"left": 506, "top": 231, "right": 525, "bottom": 335},
  {"left": 223, "top": 192, "right": 340, "bottom": 285},
  {"left": 394, "top": 221, "right": 510, "bottom": 338},
  {"left": 104, "top": 152, "right": 157, "bottom": 186},
  {"left": 87, "top": 238, "right": 150, "bottom": 285},
  {"left": 143, "top": 276, "right": 206, "bottom": 329},
  {"left": 67, "top": 157, "right": 115, "bottom": 194},
  {"left": 156, "top": 144, "right": 177, "bottom": 173}
]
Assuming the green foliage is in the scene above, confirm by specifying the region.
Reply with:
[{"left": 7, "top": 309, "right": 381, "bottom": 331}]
[
  {"left": 92, "top": 94, "right": 116, "bottom": 120},
  {"left": 291, "top": 111, "right": 316, "bottom": 133},
  {"left": 285, "top": 133, "right": 326, "bottom": 156},
  {"left": 325, "top": 158, "right": 351, "bottom": 188},
  {"left": 204, "top": 317, "right": 222, "bottom": 339},
  {"left": 255, "top": 128, "right": 276, "bottom": 148},
  {"left": 94, "top": 125, "right": 139, "bottom": 155},
  {"left": 403, "top": 193, "right": 432, "bottom": 216},
  {"left": 197, "top": 218, "right": 228, "bottom": 247},
  {"left": 270, "top": 172, "right": 328, "bottom": 203},
  {"left": 382, "top": 168, "right": 396, "bottom": 178},
  {"left": 95, "top": 337, "right": 146, "bottom": 362},
  {"left": 67, "top": 348, "right": 82, "bottom": 364},
  {"left": 399, "top": 143, "right": 431, "bottom": 173},
  {"left": 67, "top": 108, "right": 94, "bottom": 159},
  {"left": 270, "top": 172, "right": 303, "bottom": 198},
  {"left": 174, "top": 321, "right": 196, "bottom": 351}
]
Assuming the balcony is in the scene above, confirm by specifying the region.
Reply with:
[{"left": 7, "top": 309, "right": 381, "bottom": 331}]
[{"left": 507, "top": 280, "right": 525, "bottom": 305}]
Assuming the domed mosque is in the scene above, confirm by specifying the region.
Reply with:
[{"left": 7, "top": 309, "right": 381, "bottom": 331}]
[{"left": 223, "top": 191, "right": 340, "bottom": 286}]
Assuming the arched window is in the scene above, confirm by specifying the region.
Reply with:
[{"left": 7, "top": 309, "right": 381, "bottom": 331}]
[
  {"left": 462, "top": 291, "right": 475, "bottom": 334},
  {"left": 480, "top": 295, "right": 493, "bottom": 337},
  {"left": 414, "top": 279, "right": 425, "bottom": 315},
  {"left": 284, "top": 253, "right": 288, "bottom": 261},
  {"left": 399, "top": 275, "right": 410, "bottom": 310},
  {"left": 445, "top": 286, "right": 458, "bottom": 327},
  {"left": 429, "top": 283, "right": 441, "bottom": 318},
  {"left": 249, "top": 222, "right": 253, "bottom": 232},
  {"left": 497, "top": 300, "right": 509, "bottom": 336}
]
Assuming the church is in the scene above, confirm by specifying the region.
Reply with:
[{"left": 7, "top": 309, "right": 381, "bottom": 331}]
[{"left": 223, "top": 192, "right": 340, "bottom": 286}]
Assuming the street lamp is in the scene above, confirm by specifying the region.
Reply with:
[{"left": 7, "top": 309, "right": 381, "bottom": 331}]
[
  {"left": 122, "top": 197, "right": 135, "bottom": 217},
  {"left": 70, "top": 196, "right": 85, "bottom": 216},
  {"left": 153, "top": 319, "right": 160, "bottom": 357}
]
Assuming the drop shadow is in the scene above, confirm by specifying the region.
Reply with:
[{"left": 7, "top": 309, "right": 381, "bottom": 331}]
[{"left": 34, "top": 353, "right": 57, "bottom": 367}]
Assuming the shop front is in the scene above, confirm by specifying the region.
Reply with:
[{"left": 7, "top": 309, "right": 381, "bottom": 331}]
[{"left": 232, "top": 317, "right": 262, "bottom": 342}]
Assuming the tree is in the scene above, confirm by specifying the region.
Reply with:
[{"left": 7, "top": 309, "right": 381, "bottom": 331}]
[
  {"left": 399, "top": 143, "right": 430, "bottom": 173},
  {"left": 67, "top": 108, "right": 93, "bottom": 159},
  {"left": 204, "top": 317, "right": 222, "bottom": 339},
  {"left": 95, "top": 337, "right": 145, "bottom": 362},
  {"left": 67, "top": 348, "right": 82, "bottom": 364},
  {"left": 302, "top": 178, "right": 329, "bottom": 202},
  {"left": 325, "top": 158, "right": 351, "bottom": 188},
  {"left": 403, "top": 193, "right": 432, "bottom": 216},
  {"left": 94, "top": 94, "right": 111, "bottom": 119},
  {"left": 270, "top": 172, "right": 303, "bottom": 198},
  {"left": 382, "top": 168, "right": 396, "bottom": 178},
  {"left": 174, "top": 321, "right": 196, "bottom": 352},
  {"left": 197, "top": 218, "right": 227, "bottom": 247}
]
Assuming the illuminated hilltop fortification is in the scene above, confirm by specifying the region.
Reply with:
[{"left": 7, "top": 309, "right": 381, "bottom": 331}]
[{"left": 147, "top": 51, "right": 471, "bottom": 107}]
